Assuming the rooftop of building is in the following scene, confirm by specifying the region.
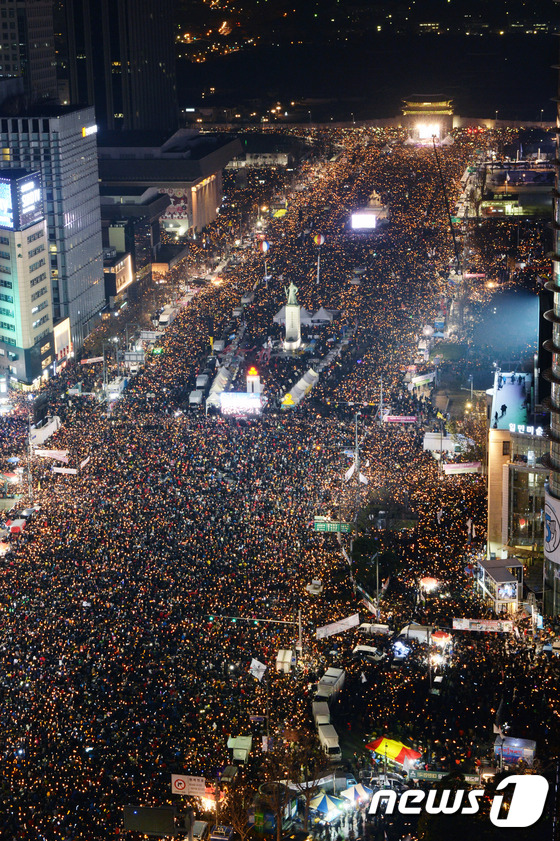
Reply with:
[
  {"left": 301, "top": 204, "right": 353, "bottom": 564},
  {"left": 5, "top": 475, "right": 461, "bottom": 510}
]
[
  {"left": 479, "top": 557, "right": 523, "bottom": 582},
  {"left": 153, "top": 243, "right": 190, "bottom": 269},
  {"left": 403, "top": 94, "right": 453, "bottom": 105},
  {"left": 98, "top": 132, "right": 243, "bottom": 186},
  {"left": 100, "top": 191, "right": 170, "bottom": 223},
  {"left": 0, "top": 98, "right": 92, "bottom": 119},
  {"left": 97, "top": 130, "right": 172, "bottom": 148},
  {"left": 0, "top": 167, "right": 38, "bottom": 181},
  {"left": 103, "top": 251, "right": 129, "bottom": 269},
  {"left": 97, "top": 128, "right": 240, "bottom": 160}
]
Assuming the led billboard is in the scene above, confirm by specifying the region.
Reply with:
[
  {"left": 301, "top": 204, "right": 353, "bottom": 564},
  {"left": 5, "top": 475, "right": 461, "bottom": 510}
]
[
  {"left": 0, "top": 180, "right": 14, "bottom": 229},
  {"left": 17, "top": 175, "right": 43, "bottom": 229}
]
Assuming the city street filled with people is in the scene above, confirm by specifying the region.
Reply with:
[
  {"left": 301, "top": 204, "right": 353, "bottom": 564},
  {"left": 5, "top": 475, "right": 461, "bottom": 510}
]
[{"left": 0, "top": 127, "right": 558, "bottom": 841}]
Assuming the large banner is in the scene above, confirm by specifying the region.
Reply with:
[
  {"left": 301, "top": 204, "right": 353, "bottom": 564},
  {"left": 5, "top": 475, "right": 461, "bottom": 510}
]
[
  {"left": 383, "top": 415, "right": 417, "bottom": 423},
  {"left": 411, "top": 372, "right": 435, "bottom": 387},
  {"left": 316, "top": 613, "right": 360, "bottom": 639},
  {"left": 34, "top": 449, "right": 68, "bottom": 463},
  {"left": 443, "top": 461, "right": 481, "bottom": 475},
  {"left": 453, "top": 618, "right": 514, "bottom": 633},
  {"left": 544, "top": 489, "right": 560, "bottom": 566}
]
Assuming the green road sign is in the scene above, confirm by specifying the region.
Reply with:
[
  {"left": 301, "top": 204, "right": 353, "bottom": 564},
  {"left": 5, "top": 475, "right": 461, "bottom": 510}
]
[{"left": 313, "top": 517, "right": 352, "bottom": 533}]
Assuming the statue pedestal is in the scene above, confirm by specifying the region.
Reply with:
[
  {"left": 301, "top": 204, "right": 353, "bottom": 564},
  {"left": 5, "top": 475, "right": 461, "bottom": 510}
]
[{"left": 283, "top": 303, "right": 301, "bottom": 351}]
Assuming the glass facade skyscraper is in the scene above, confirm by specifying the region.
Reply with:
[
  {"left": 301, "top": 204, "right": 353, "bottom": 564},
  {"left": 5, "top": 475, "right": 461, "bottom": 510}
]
[
  {"left": 0, "top": 0, "right": 57, "bottom": 101},
  {"left": 59, "top": 0, "right": 178, "bottom": 132},
  {"left": 0, "top": 105, "right": 105, "bottom": 349}
]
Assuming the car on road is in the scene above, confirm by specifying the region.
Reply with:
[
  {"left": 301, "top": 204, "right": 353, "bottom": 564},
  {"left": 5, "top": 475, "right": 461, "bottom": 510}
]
[{"left": 352, "top": 644, "right": 386, "bottom": 662}]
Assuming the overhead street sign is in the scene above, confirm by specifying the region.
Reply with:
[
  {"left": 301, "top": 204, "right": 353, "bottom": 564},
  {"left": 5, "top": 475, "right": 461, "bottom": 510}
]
[{"left": 313, "top": 517, "right": 352, "bottom": 533}]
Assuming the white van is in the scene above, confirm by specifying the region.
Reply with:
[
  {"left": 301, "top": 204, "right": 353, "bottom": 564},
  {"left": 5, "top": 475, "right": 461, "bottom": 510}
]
[
  {"left": 398, "top": 624, "right": 434, "bottom": 644},
  {"left": 317, "top": 724, "right": 342, "bottom": 762},
  {"left": 352, "top": 645, "right": 385, "bottom": 662},
  {"left": 312, "top": 700, "right": 330, "bottom": 727},
  {"left": 358, "top": 623, "right": 392, "bottom": 637},
  {"left": 193, "top": 822, "right": 210, "bottom": 841},
  {"left": 189, "top": 389, "right": 204, "bottom": 406},
  {"left": 159, "top": 306, "right": 178, "bottom": 327}
]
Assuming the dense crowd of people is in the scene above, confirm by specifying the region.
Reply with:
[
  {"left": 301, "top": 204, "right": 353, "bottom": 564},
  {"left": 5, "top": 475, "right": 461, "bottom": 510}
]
[{"left": 0, "top": 127, "right": 557, "bottom": 841}]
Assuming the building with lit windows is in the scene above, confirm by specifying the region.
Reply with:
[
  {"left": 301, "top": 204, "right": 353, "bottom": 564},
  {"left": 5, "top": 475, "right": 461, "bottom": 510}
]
[
  {"left": 487, "top": 426, "right": 548, "bottom": 568},
  {"left": 543, "top": 0, "right": 560, "bottom": 616},
  {"left": 0, "top": 104, "right": 105, "bottom": 350},
  {"left": 476, "top": 557, "right": 524, "bottom": 615},
  {"left": 102, "top": 248, "right": 134, "bottom": 309},
  {"left": 401, "top": 95, "right": 454, "bottom": 136},
  {"left": 58, "top": 0, "right": 177, "bottom": 132},
  {"left": 0, "top": 0, "right": 57, "bottom": 102},
  {"left": 97, "top": 129, "right": 242, "bottom": 237},
  {"left": 100, "top": 186, "right": 170, "bottom": 292},
  {"left": 0, "top": 169, "right": 54, "bottom": 385}
]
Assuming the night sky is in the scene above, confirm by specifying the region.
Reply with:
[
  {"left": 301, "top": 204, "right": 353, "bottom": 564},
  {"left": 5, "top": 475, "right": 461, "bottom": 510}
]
[{"left": 176, "top": 0, "right": 557, "bottom": 120}]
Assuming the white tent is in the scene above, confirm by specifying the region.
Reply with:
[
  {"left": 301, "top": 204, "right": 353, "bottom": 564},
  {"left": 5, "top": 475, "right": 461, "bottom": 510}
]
[
  {"left": 312, "top": 307, "right": 334, "bottom": 323},
  {"left": 207, "top": 366, "right": 233, "bottom": 408},
  {"left": 273, "top": 305, "right": 313, "bottom": 325},
  {"left": 285, "top": 367, "right": 319, "bottom": 406}
]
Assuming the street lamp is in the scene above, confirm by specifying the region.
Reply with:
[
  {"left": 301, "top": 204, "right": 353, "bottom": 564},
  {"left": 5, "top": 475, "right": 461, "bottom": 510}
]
[{"left": 495, "top": 109, "right": 498, "bottom": 123}]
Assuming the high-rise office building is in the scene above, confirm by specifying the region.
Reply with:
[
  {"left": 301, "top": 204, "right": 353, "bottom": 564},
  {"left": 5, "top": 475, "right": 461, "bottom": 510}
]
[
  {"left": 543, "top": 1, "right": 560, "bottom": 614},
  {"left": 0, "top": 0, "right": 57, "bottom": 102},
  {"left": 0, "top": 104, "right": 105, "bottom": 350},
  {"left": 58, "top": 0, "right": 178, "bottom": 132},
  {"left": 0, "top": 168, "right": 55, "bottom": 385}
]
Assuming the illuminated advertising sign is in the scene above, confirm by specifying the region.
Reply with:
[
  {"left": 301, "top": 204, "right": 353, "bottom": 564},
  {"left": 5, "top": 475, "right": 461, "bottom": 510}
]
[
  {"left": 81, "top": 124, "right": 98, "bottom": 137},
  {"left": 17, "top": 175, "right": 43, "bottom": 229},
  {"left": 544, "top": 489, "right": 560, "bottom": 566},
  {"left": 0, "top": 180, "right": 13, "bottom": 229},
  {"left": 383, "top": 415, "right": 417, "bottom": 423},
  {"left": 351, "top": 212, "right": 377, "bottom": 230},
  {"left": 442, "top": 461, "right": 481, "bottom": 475},
  {"left": 453, "top": 618, "right": 514, "bottom": 633}
]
